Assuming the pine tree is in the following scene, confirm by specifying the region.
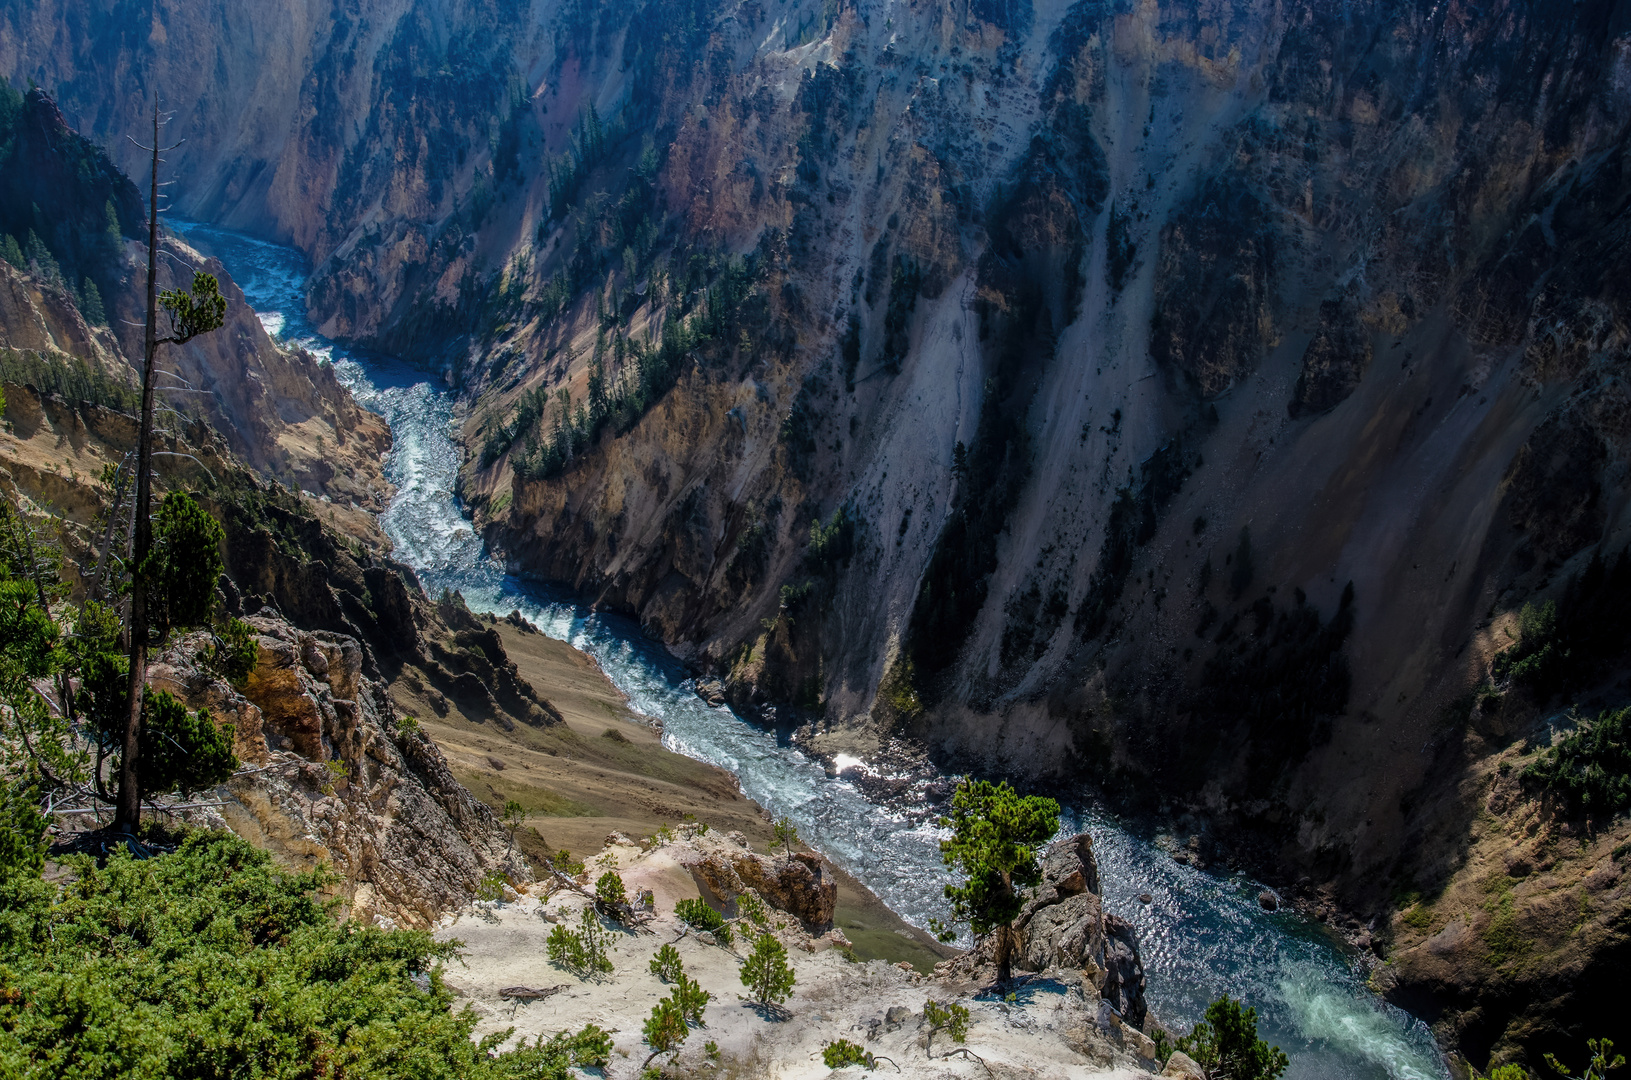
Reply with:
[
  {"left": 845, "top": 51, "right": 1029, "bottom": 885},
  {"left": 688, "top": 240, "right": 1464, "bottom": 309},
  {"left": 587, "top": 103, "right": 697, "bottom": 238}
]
[
  {"left": 79, "top": 277, "right": 106, "bottom": 325},
  {"left": 114, "top": 97, "right": 227, "bottom": 836},
  {"left": 936, "top": 778, "right": 1060, "bottom": 982},
  {"left": 739, "top": 932, "right": 795, "bottom": 1009}
]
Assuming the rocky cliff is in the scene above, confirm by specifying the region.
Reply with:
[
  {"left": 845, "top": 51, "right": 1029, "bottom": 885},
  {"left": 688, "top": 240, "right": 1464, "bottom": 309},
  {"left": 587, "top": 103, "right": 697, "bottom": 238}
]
[
  {"left": 12, "top": 0, "right": 1631, "bottom": 1065},
  {"left": 2, "top": 382, "right": 562, "bottom": 924},
  {"left": 149, "top": 613, "right": 526, "bottom": 928},
  {"left": 0, "top": 85, "right": 391, "bottom": 513}
]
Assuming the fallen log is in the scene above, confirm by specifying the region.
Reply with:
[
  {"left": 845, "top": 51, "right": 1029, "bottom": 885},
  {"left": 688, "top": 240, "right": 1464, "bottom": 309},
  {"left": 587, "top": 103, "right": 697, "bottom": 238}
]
[{"left": 498, "top": 984, "right": 571, "bottom": 1000}]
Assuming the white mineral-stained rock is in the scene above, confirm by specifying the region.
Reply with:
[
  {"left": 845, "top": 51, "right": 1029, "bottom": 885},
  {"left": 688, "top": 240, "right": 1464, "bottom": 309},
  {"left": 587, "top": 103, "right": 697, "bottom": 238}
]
[{"left": 436, "top": 834, "right": 1152, "bottom": 1079}]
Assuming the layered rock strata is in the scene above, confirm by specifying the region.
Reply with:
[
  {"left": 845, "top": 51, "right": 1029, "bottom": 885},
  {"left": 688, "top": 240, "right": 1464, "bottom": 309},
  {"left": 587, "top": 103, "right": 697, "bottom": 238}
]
[{"left": 147, "top": 615, "right": 525, "bottom": 928}]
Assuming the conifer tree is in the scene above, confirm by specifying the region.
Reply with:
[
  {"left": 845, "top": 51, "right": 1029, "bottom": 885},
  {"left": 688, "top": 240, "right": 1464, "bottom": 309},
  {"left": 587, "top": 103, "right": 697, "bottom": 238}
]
[{"left": 114, "top": 97, "right": 227, "bottom": 835}]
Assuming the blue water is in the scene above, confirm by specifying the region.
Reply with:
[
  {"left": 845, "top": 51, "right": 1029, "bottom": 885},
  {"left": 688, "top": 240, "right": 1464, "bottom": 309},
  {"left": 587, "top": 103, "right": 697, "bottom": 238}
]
[{"left": 179, "top": 221, "right": 1450, "bottom": 1080}]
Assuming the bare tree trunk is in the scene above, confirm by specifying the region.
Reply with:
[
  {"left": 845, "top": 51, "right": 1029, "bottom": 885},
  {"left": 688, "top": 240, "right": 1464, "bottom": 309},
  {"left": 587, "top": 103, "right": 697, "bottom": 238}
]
[
  {"left": 114, "top": 97, "right": 161, "bottom": 836},
  {"left": 994, "top": 924, "right": 1013, "bottom": 985}
]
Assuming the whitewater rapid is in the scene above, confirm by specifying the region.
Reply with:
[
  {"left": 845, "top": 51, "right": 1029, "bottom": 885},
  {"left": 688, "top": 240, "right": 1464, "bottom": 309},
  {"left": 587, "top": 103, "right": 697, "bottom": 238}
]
[{"left": 180, "top": 221, "right": 1449, "bottom": 1080}]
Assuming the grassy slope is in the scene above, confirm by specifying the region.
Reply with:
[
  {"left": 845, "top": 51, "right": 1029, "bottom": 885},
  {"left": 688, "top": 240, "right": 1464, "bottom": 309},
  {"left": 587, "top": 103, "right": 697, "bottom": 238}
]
[{"left": 391, "top": 618, "right": 954, "bottom": 972}]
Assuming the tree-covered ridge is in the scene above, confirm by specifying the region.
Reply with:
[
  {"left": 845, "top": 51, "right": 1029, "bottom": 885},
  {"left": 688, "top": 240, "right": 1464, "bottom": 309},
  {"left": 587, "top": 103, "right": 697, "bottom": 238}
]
[{"left": 0, "top": 80, "right": 142, "bottom": 322}]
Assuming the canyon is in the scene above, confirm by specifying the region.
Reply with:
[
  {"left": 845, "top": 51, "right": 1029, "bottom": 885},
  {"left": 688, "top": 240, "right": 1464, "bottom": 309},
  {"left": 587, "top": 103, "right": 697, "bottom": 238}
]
[{"left": 4, "top": 0, "right": 1631, "bottom": 1072}]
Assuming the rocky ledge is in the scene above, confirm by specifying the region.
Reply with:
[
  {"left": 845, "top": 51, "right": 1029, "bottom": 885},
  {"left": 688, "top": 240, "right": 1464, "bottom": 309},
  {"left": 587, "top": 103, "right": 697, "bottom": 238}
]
[
  {"left": 939, "top": 834, "right": 1149, "bottom": 1033},
  {"left": 137, "top": 612, "right": 527, "bottom": 928},
  {"left": 680, "top": 828, "right": 838, "bottom": 933},
  {"left": 435, "top": 827, "right": 1158, "bottom": 1078}
]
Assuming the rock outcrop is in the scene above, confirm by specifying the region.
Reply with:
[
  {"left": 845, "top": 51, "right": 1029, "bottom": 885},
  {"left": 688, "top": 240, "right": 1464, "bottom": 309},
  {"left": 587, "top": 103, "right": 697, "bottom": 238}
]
[
  {"left": 941, "top": 833, "right": 1148, "bottom": 1029},
  {"left": 149, "top": 614, "right": 525, "bottom": 929},
  {"left": 1161, "top": 1051, "right": 1208, "bottom": 1079},
  {"left": 679, "top": 829, "right": 838, "bottom": 934},
  {"left": 437, "top": 833, "right": 1153, "bottom": 1078}
]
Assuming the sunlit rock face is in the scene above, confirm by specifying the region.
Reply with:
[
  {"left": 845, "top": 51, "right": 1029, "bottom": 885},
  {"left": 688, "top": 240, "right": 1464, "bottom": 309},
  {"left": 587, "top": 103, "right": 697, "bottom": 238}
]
[{"left": 10, "top": 0, "right": 1631, "bottom": 1061}]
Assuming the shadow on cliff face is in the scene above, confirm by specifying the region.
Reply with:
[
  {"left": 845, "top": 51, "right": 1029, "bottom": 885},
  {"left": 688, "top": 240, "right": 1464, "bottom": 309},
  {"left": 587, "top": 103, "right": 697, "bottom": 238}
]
[{"left": 23, "top": 0, "right": 1631, "bottom": 1063}]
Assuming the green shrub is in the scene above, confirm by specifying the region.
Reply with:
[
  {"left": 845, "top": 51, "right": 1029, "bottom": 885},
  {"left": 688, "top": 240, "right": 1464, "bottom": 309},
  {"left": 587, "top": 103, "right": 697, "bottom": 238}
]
[
  {"left": 596, "top": 869, "right": 627, "bottom": 908},
  {"left": 0, "top": 828, "right": 614, "bottom": 1079},
  {"left": 546, "top": 908, "right": 613, "bottom": 976},
  {"left": 147, "top": 491, "right": 225, "bottom": 640},
  {"left": 0, "top": 782, "right": 45, "bottom": 879},
  {"left": 642, "top": 997, "right": 688, "bottom": 1066},
  {"left": 802, "top": 506, "right": 856, "bottom": 577},
  {"left": 1153, "top": 1027, "right": 1174, "bottom": 1066},
  {"left": 822, "top": 1038, "right": 871, "bottom": 1068},
  {"left": 130, "top": 688, "right": 238, "bottom": 798},
  {"left": 1543, "top": 1037, "right": 1624, "bottom": 1080},
  {"left": 1493, "top": 551, "right": 1631, "bottom": 701},
  {"left": 735, "top": 890, "right": 770, "bottom": 929},
  {"left": 772, "top": 816, "right": 799, "bottom": 858},
  {"left": 199, "top": 616, "right": 259, "bottom": 685},
  {"left": 923, "top": 998, "right": 969, "bottom": 1053},
  {"left": 649, "top": 943, "right": 683, "bottom": 982},
  {"left": 1523, "top": 707, "right": 1631, "bottom": 818},
  {"left": 675, "top": 898, "right": 732, "bottom": 946},
  {"left": 739, "top": 932, "right": 794, "bottom": 1007},
  {"left": 547, "top": 848, "right": 585, "bottom": 877},
  {"left": 673, "top": 971, "right": 709, "bottom": 1025},
  {"left": 476, "top": 870, "right": 509, "bottom": 902},
  {"left": 1176, "top": 995, "right": 1289, "bottom": 1080},
  {"left": 488, "top": 1024, "right": 612, "bottom": 1079}
]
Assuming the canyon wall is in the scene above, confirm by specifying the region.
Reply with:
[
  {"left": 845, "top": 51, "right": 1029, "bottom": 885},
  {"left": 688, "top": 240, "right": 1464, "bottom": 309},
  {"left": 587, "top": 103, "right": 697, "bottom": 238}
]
[
  {"left": 0, "top": 86, "right": 392, "bottom": 509},
  {"left": 10, "top": 0, "right": 1631, "bottom": 1063}
]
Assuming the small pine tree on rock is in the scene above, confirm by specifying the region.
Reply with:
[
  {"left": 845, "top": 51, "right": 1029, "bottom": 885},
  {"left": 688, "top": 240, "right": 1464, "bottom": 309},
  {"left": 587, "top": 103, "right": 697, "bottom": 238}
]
[
  {"left": 596, "top": 868, "right": 627, "bottom": 908},
  {"left": 923, "top": 999, "right": 970, "bottom": 1056},
  {"left": 649, "top": 943, "right": 683, "bottom": 982},
  {"left": 502, "top": 799, "right": 525, "bottom": 854},
  {"left": 773, "top": 815, "right": 799, "bottom": 858},
  {"left": 642, "top": 997, "right": 688, "bottom": 1067},
  {"left": 675, "top": 897, "right": 733, "bottom": 946},
  {"left": 739, "top": 931, "right": 795, "bottom": 1009},
  {"left": 673, "top": 971, "right": 710, "bottom": 1025}
]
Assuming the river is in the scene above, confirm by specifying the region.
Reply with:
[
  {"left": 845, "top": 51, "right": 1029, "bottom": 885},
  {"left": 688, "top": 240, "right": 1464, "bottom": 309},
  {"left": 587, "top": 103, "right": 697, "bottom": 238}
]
[{"left": 179, "top": 222, "right": 1450, "bottom": 1080}]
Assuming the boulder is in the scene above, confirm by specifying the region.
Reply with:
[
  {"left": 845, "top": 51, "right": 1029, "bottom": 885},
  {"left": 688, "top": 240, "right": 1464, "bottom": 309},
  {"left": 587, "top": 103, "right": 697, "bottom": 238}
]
[
  {"left": 1101, "top": 913, "right": 1148, "bottom": 1028},
  {"left": 682, "top": 836, "right": 837, "bottom": 932},
  {"left": 1161, "top": 1050, "right": 1207, "bottom": 1078}
]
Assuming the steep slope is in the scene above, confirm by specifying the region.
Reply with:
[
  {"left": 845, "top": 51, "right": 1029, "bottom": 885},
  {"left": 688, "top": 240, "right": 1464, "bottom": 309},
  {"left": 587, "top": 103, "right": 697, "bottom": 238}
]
[
  {"left": 0, "top": 84, "right": 391, "bottom": 514},
  {"left": 12, "top": 0, "right": 1631, "bottom": 1065},
  {"left": 0, "top": 380, "right": 562, "bottom": 925}
]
